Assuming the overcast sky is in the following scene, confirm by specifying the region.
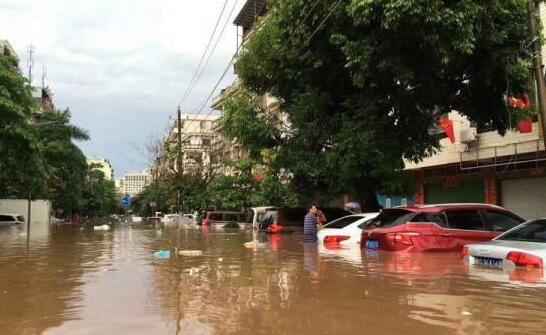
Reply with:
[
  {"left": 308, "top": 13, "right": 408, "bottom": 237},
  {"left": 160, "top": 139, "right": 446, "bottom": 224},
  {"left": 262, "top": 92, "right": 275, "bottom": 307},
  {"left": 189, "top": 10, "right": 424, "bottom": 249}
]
[{"left": 0, "top": 0, "right": 242, "bottom": 177}]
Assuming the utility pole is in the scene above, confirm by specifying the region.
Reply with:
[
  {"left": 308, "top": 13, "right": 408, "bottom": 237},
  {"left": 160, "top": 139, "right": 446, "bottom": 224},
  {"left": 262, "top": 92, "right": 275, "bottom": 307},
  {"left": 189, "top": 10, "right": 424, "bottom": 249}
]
[
  {"left": 528, "top": 0, "right": 546, "bottom": 146},
  {"left": 27, "top": 45, "right": 34, "bottom": 84},
  {"left": 27, "top": 186, "right": 31, "bottom": 241},
  {"left": 177, "top": 106, "right": 183, "bottom": 213}
]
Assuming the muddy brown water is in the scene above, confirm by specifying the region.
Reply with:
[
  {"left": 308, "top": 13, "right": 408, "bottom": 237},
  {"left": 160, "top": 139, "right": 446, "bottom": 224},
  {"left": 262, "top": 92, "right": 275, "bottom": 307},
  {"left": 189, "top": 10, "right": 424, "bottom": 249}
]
[{"left": 0, "top": 223, "right": 545, "bottom": 335}]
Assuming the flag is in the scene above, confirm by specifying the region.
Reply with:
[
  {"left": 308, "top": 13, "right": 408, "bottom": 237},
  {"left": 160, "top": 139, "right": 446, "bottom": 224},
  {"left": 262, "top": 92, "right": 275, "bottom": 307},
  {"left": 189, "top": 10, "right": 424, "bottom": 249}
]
[{"left": 438, "top": 118, "right": 455, "bottom": 143}]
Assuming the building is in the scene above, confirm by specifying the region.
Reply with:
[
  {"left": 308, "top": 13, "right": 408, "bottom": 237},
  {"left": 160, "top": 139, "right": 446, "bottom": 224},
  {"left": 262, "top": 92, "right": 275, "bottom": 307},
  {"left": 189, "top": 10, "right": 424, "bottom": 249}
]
[
  {"left": 119, "top": 171, "right": 151, "bottom": 197},
  {"left": 0, "top": 40, "right": 18, "bottom": 60},
  {"left": 163, "top": 114, "right": 219, "bottom": 175},
  {"left": 31, "top": 86, "right": 55, "bottom": 112},
  {"left": 87, "top": 157, "right": 114, "bottom": 181},
  {"left": 405, "top": 111, "right": 546, "bottom": 220}
]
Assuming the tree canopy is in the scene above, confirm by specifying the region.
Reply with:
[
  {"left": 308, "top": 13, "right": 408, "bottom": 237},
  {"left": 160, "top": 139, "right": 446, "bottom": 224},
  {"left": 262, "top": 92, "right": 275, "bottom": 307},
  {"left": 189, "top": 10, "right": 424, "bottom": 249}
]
[{"left": 222, "top": 0, "right": 533, "bottom": 209}]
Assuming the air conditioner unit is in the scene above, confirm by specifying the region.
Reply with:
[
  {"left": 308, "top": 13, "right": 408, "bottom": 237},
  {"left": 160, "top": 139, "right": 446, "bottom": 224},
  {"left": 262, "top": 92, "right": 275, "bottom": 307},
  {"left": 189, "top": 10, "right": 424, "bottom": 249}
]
[{"left": 459, "top": 127, "right": 478, "bottom": 143}]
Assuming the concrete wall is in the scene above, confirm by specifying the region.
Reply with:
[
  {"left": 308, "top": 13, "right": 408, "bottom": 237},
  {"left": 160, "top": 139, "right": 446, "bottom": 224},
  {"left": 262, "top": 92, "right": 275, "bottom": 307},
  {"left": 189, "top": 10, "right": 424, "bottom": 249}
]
[{"left": 0, "top": 199, "right": 51, "bottom": 225}]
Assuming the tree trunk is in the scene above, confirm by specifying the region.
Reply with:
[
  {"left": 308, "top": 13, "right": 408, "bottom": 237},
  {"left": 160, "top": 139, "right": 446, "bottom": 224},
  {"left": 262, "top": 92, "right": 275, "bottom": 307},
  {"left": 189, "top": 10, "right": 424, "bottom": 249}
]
[{"left": 360, "top": 188, "right": 380, "bottom": 212}]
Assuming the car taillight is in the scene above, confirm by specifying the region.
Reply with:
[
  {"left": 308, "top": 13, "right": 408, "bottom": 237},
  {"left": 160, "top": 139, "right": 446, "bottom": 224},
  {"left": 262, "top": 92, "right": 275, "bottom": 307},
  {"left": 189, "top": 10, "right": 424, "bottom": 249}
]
[
  {"left": 203, "top": 218, "right": 209, "bottom": 226},
  {"left": 268, "top": 224, "right": 283, "bottom": 233},
  {"left": 386, "top": 232, "right": 420, "bottom": 246},
  {"left": 324, "top": 236, "right": 350, "bottom": 244},
  {"left": 507, "top": 251, "right": 543, "bottom": 268},
  {"left": 461, "top": 246, "right": 469, "bottom": 258}
]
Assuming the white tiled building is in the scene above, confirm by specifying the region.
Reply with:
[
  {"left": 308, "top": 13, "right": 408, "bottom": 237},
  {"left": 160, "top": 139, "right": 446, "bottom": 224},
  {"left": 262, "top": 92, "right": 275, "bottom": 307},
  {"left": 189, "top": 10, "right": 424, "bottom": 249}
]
[
  {"left": 87, "top": 157, "right": 115, "bottom": 181},
  {"left": 118, "top": 171, "right": 151, "bottom": 196}
]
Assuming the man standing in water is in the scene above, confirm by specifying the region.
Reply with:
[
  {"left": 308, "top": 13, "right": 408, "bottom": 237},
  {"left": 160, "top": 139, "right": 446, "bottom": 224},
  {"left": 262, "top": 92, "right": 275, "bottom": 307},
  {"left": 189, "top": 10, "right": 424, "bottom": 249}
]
[{"left": 304, "top": 205, "right": 319, "bottom": 243}]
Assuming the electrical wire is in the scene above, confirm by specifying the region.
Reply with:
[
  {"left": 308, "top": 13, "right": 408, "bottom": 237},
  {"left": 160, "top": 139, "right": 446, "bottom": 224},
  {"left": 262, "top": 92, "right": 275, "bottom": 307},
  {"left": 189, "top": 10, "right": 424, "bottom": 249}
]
[{"left": 177, "top": 0, "right": 230, "bottom": 107}]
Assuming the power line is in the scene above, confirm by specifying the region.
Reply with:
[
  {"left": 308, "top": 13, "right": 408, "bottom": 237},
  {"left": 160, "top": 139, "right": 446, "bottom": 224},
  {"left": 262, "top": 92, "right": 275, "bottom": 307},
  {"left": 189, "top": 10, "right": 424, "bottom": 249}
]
[
  {"left": 177, "top": 0, "right": 230, "bottom": 107},
  {"left": 306, "top": 0, "right": 344, "bottom": 45}
]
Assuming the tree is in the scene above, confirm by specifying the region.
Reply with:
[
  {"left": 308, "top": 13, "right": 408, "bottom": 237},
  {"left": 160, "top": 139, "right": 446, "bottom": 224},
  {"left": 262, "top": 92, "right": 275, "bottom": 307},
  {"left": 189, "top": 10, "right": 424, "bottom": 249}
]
[
  {"left": 226, "top": 0, "right": 532, "bottom": 210},
  {"left": 82, "top": 169, "right": 119, "bottom": 218}
]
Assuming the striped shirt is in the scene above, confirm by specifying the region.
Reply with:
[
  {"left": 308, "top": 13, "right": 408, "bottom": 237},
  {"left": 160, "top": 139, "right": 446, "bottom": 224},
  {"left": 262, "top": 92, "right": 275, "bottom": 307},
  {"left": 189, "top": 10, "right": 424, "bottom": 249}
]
[{"left": 303, "top": 213, "right": 318, "bottom": 243}]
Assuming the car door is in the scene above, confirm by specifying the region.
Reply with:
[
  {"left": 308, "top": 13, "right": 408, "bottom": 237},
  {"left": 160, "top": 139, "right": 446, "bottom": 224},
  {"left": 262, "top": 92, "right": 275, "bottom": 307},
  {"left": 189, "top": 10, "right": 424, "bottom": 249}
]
[{"left": 444, "top": 209, "right": 495, "bottom": 248}]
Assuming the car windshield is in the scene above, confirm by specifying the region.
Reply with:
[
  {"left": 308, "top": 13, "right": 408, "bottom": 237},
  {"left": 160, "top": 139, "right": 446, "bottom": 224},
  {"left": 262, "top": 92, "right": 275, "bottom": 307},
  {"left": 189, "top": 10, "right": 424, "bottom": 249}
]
[
  {"left": 367, "top": 209, "right": 416, "bottom": 229},
  {"left": 260, "top": 211, "right": 278, "bottom": 226},
  {"left": 324, "top": 216, "right": 362, "bottom": 229},
  {"left": 497, "top": 220, "right": 546, "bottom": 243}
]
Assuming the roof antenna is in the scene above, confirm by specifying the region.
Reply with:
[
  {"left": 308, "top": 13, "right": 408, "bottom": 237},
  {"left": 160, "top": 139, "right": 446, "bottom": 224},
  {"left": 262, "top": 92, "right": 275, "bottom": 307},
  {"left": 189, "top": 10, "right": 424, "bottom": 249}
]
[
  {"left": 41, "top": 62, "right": 47, "bottom": 88},
  {"left": 27, "top": 45, "right": 34, "bottom": 84}
]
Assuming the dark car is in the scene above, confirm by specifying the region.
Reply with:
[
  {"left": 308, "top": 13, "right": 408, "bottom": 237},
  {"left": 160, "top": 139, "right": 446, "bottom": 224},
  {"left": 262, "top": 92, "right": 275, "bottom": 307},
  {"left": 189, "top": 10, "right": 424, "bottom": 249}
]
[
  {"left": 203, "top": 211, "right": 251, "bottom": 227},
  {"left": 361, "top": 204, "right": 525, "bottom": 252},
  {"left": 259, "top": 207, "right": 352, "bottom": 233}
]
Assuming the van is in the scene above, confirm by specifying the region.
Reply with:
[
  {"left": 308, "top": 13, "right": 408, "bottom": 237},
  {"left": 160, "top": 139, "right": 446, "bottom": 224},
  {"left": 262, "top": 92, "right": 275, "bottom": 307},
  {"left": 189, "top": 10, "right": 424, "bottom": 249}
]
[
  {"left": 250, "top": 206, "right": 275, "bottom": 229},
  {"left": 259, "top": 207, "right": 352, "bottom": 233}
]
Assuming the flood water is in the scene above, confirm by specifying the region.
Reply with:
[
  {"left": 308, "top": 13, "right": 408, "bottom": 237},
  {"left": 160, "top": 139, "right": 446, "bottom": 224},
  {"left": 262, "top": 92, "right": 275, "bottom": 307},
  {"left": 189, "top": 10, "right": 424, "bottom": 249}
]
[{"left": 1, "top": 222, "right": 545, "bottom": 335}]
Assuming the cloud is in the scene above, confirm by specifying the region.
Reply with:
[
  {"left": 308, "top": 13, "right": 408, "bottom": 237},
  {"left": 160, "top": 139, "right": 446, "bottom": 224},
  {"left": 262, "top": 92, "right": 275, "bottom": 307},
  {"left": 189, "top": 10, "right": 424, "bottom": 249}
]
[{"left": 0, "top": 0, "right": 240, "bottom": 177}]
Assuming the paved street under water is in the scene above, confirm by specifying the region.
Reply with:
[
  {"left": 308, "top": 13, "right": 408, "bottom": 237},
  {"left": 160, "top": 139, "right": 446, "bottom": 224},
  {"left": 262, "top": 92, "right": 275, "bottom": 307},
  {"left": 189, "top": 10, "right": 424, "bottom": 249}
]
[{"left": 1, "top": 222, "right": 545, "bottom": 335}]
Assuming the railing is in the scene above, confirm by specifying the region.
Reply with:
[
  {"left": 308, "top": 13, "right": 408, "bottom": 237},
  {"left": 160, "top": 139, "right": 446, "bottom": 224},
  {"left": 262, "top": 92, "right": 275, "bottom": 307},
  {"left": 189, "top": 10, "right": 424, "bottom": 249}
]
[{"left": 460, "top": 139, "right": 546, "bottom": 170}]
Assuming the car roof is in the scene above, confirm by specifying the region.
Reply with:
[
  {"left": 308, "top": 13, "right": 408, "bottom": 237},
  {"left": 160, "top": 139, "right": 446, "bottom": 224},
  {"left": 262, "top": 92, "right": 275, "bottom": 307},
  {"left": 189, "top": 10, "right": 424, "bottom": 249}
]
[
  {"left": 385, "top": 203, "right": 506, "bottom": 213},
  {"left": 0, "top": 213, "right": 21, "bottom": 217}
]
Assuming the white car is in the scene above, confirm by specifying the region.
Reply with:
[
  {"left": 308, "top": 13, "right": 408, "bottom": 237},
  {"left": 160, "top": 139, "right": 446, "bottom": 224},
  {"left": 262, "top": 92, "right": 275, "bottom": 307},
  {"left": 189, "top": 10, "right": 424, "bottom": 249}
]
[
  {"left": 0, "top": 214, "right": 25, "bottom": 228},
  {"left": 317, "top": 213, "right": 379, "bottom": 246},
  {"left": 163, "top": 214, "right": 181, "bottom": 224},
  {"left": 464, "top": 219, "right": 546, "bottom": 270}
]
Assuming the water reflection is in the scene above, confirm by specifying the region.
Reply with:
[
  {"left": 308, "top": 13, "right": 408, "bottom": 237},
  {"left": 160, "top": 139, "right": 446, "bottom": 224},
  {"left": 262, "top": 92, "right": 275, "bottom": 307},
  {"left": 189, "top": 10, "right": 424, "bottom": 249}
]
[{"left": 1, "top": 225, "right": 546, "bottom": 334}]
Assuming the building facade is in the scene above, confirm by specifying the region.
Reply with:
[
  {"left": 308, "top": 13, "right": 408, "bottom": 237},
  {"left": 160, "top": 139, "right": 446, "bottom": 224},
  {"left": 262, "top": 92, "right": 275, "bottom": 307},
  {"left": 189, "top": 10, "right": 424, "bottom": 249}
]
[
  {"left": 163, "top": 114, "right": 219, "bottom": 175},
  {"left": 87, "top": 157, "right": 115, "bottom": 181},
  {"left": 0, "top": 40, "right": 18, "bottom": 60},
  {"left": 405, "top": 111, "right": 546, "bottom": 220},
  {"left": 118, "top": 171, "right": 151, "bottom": 197}
]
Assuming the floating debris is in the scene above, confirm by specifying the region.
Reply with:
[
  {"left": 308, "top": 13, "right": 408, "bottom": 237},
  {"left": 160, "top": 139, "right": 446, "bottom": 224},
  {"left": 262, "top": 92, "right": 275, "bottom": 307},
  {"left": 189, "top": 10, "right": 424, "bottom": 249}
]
[
  {"left": 93, "top": 225, "right": 110, "bottom": 231},
  {"left": 244, "top": 240, "right": 266, "bottom": 249},
  {"left": 154, "top": 250, "right": 171, "bottom": 260},
  {"left": 178, "top": 250, "right": 203, "bottom": 257}
]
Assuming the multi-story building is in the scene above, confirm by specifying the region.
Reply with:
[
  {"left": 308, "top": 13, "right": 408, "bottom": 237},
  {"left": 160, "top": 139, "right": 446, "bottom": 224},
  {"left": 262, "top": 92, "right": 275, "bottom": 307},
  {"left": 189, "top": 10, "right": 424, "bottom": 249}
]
[
  {"left": 31, "top": 86, "right": 55, "bottom": 112},
  {"left": 87, "top": 157, "right": 115, "bottom": 181},
  {"left": 163, "top": 114, "right": 219, "bottom": 175},
  {"left": 118, "top": 171, "right": 151, "bottom": 197},
  {"left": 405, "top": 111, "right": 546, "bottom": 220}
]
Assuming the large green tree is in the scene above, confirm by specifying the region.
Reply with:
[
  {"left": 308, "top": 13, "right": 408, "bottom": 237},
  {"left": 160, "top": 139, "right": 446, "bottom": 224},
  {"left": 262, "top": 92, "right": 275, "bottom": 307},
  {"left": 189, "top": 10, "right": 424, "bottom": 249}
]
[{"left": 224, "top": 0, "right": 533, "bottom": 209}]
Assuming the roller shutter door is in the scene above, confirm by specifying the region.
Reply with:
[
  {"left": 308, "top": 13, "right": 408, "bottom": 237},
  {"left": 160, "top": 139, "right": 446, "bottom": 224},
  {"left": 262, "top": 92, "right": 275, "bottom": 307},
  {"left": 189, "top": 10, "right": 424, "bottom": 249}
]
[
  {"left": 425, "top": 178, "right": 485, "bottom": 204},
  {"left": 501, "top": 177, "right": 546, "bottom": 220}
]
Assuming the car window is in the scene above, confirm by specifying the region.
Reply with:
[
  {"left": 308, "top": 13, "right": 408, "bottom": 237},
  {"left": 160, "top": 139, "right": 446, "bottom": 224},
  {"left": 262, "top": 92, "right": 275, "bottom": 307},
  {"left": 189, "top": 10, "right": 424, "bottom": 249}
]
[
  {"left": 368, "top": 209, "right": 416, "bottom": 229},
  {"left": 411, "top": 213, "right": 447, "bottom": 227},
  {"left": 17, "top": 216, "right": 25, "bottom": 222},
  {"left": 0, "top": 215, "right": 11, "bottom": 222},
  {"left": 260, "top": 211, "right": 278, "bottom": 226},
  {"left": 224, "top": 214, "right": 239, "bottom": 222},
  {"left": 324, "top": 216, "right": 362, "bottom": 229},
  {"left": 498, "top": 220, "right": 546, "bottom": 243},
  {"left": 484, "top": 211, "right": 524, "bottom": 232},
  {"left": 357, "top": 219, "right": 374, "bottom": 229},
  {"left": 445, "top": 210, "right": 484, "bottom": 230}
]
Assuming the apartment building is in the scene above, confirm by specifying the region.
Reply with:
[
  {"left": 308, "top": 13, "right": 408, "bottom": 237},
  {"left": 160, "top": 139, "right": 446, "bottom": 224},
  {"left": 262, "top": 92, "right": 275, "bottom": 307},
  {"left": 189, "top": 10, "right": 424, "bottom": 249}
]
[
  {"left": 87, "top": 157, "right": 115, "bottom": 181},
  {"left": 118, "top": 171, "right": 151, "bottom": 196},
  {"left": 164, "top": 114, "right": 219, "bottom": 175},
  {"left": 0, "top": 40, "right": 18, "bottom": 59}
]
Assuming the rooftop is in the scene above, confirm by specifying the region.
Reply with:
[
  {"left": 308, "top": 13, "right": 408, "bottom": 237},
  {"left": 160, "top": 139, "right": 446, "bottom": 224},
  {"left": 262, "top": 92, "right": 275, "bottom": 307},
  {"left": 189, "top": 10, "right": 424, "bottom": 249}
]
[{"left": 233, "top": 0, "right": 268, "bottom": 29}]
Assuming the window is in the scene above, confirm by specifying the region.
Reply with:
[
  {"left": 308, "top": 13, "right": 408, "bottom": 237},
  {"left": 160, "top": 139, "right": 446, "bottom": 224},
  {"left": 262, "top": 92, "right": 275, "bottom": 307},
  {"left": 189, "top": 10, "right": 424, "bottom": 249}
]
[
  {"left": 324, "top": 216, "right": 361, "bottom": 229},
  {"left": 498, "top": 220, "right": 546, "bottom": 243},
  {"left": 202, "top": 138, "right": 211, "bottom": 146},
  {"left": 17, "top": 216, "right": 24, "bottom": 222},
  {"left": 200, "top": 121, "right": 207, "bottom": 130},
  {"left": 368, "top": 209, "right": 416, "bottom": 229},
  {"left": 484, "top": 211, "right": 524, "bottom": 232},
  {"left": 260, "top": 211, "right": 278, "bottom": 226},
  {"left": 445, "top": 211, "right": 484, "bottom": 231},
  {"left": 0, "top": 215, "right": 12, "bottom": 222},
  {"left": 411, "top": 213, "right": 447, "bottom": 227}
]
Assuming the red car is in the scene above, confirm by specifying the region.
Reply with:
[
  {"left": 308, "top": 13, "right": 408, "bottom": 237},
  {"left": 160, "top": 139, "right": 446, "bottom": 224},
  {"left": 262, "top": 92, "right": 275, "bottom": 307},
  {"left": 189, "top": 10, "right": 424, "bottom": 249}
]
[{"left": 361, "top": 204, "right": 525, "bottom": 252}]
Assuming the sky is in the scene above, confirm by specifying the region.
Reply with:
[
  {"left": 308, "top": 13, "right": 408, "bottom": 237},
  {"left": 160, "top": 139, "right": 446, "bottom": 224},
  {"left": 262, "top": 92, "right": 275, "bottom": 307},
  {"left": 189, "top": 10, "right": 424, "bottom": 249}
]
[{"left": 0, "top": 0, "right": 242, "bottom": 177}]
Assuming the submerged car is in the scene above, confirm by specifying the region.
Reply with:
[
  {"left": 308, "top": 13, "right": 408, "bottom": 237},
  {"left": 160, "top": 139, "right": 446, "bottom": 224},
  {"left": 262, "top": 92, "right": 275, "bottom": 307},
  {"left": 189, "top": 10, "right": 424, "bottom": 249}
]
[
  {"left": 317, "top": 213, "right": 379, "bottom": 246},
  {"left": 259, "top": 207, "right": 352, "bottom": 233},
  {"left": 464, "top": 219, "right": 546, "bottom": 270},
  {"left": 361, "top": 204, "right": 525, "bottom": 252},
  {"left": 0, "top": 214, "right": 25, "bottom": 228}
]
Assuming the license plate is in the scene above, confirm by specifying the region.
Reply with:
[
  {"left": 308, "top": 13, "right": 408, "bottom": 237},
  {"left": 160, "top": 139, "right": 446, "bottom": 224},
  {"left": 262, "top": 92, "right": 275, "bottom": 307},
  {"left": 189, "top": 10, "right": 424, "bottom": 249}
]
[
  {"left": 474, "top": 256, "right": 502, "bottom": 269},
  {"left": 365, "top": 240, "right": 379, "bottom": 250}
]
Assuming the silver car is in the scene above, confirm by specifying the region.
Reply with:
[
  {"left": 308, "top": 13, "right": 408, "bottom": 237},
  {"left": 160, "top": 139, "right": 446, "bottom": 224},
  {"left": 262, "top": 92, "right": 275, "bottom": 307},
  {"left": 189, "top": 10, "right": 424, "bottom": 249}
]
[
  {"left": 0, "top": 214, "right": 25, "bottom": 228},
  {"left": 464, "top": 219, "right": 546, "bottom": 270}
]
